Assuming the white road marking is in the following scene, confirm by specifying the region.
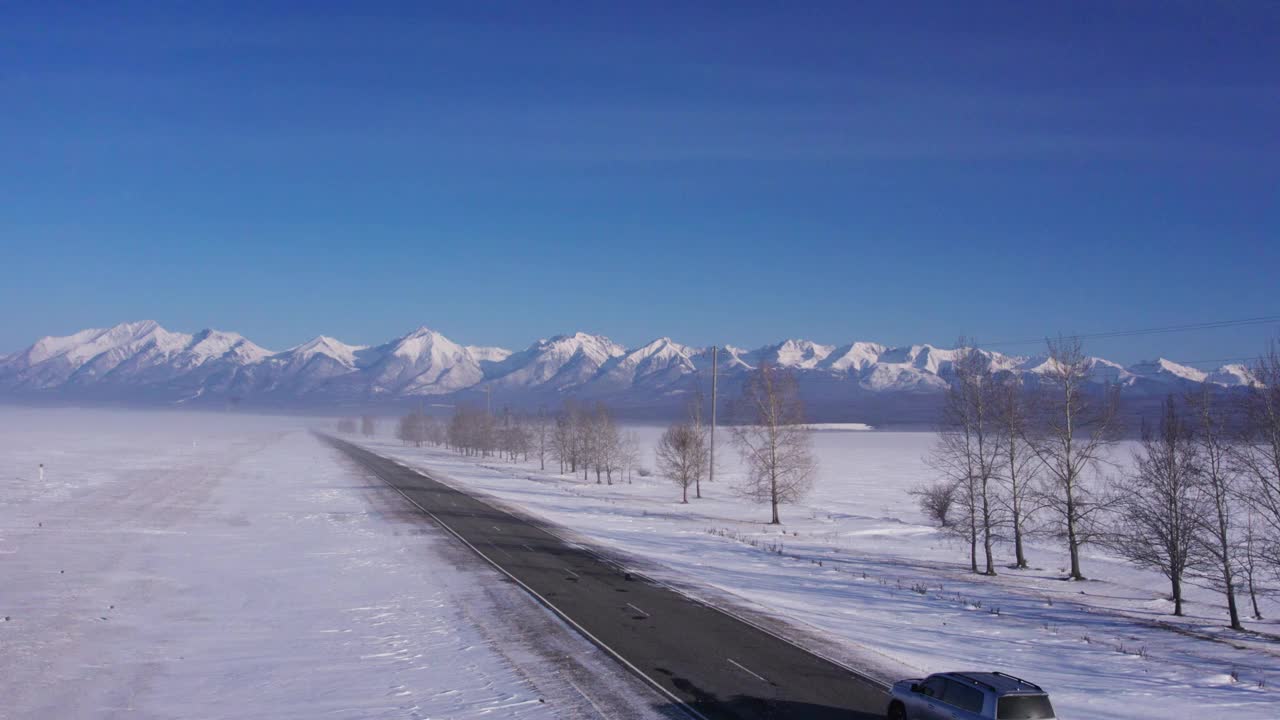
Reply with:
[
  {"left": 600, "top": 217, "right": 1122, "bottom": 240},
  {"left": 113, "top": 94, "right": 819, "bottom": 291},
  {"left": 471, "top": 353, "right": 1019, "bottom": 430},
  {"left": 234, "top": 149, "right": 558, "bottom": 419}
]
[
  {"left": 485, "top": 540, "right": 511, "bottom": 559},
  {"left": 626, "top": 602, "right": 649, "bottom": 618},
  {"left": 728, "top": 658, "right": 770, "bottom": 685},
  {"left": 564, "top": 568, "right": 581, "bottom": 579}
]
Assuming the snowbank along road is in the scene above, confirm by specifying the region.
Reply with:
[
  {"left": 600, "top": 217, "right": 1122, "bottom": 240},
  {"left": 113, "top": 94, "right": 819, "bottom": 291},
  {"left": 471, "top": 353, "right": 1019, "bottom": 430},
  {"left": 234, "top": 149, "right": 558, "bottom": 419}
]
[{"left": 323, "top": 435, "right": 889, "bottom": 720}]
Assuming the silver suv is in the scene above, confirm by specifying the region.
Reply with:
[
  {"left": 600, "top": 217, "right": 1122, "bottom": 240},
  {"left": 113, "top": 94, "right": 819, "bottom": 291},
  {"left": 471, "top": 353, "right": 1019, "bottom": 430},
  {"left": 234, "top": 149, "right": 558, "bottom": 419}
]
[{"left": 887, "top": 671, "right": 1055, "bottom": 720}]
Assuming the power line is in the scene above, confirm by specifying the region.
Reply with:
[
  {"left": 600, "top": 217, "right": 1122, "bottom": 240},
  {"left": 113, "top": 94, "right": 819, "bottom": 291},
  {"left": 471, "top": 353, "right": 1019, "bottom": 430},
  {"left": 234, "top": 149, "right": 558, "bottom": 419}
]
[
  {"left": 1165, "top": 356, "right": 1256, "bottom": 367},
  {"left": 979, "top": 315, "right": 1280, "bottom": 349}
]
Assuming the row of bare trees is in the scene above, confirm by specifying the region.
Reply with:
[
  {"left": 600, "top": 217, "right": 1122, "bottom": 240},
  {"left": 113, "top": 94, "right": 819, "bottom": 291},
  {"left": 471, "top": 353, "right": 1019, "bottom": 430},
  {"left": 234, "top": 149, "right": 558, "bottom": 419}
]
[
  {"left": 443, "top": 406, "right": 539, "bottom": 462},
  {"left": 396, "top": 407, "right": 537, "bottom": 461},
  {"left": 384, "top": 363, "right": 818, "bottom": 525},
  {"left": 336, "top": 415, "right": 377, "bottom": 437},
  {"left": 924, "top": 336, "right": 1280, "bottom": 628},
  {"left": 422, "top": 401, "right": 642, "bottom": 483},
  {"left": 379, "top": 363, "right": 820, "bottom": 526},
  {"left": 445, "top": 405, "right": 503, "bottom": 457},
  {"left": 1110, "top": 346, "right": 1280, "bottom": 627},
  {"left": 549, "top": 401, "right": 642, "bottom": 485},
  {"left": 922, "top": 337, "right": 1118, "bottom": 580},
  {"left": 395, "top": 411, "right": 445, "bottom": 447}
]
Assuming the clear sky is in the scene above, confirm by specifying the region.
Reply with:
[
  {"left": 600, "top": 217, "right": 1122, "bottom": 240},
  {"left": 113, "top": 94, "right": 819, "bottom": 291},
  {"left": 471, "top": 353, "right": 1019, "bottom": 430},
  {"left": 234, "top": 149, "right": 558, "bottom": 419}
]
[{"left": 2, "top": 1, "right": 1277, "bottom": 366}]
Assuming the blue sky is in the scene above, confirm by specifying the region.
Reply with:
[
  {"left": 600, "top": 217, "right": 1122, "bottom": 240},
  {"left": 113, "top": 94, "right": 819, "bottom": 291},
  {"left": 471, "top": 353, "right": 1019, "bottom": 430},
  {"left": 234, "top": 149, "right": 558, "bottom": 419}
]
[{"left": 2, "top": 2, "right": 1277, "bottom": 365}]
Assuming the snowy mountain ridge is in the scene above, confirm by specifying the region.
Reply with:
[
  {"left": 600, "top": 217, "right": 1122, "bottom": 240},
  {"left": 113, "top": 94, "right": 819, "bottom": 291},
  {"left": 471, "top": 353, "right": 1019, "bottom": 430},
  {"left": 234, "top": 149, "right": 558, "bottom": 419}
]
[{"left": 0, "top": 320, "right": 1255, "bottom": 408}]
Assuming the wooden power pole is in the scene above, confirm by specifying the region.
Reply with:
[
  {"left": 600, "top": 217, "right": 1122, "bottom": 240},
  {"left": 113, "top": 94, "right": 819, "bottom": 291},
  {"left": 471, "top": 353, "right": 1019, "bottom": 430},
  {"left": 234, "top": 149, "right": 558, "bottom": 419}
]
[{"left": 710, "top": 345, "right": 718, "bottom": 483}]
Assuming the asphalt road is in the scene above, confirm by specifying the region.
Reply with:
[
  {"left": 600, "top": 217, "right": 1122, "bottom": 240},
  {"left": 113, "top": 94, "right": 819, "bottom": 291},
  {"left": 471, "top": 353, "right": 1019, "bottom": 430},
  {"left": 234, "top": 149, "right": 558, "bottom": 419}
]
[{"left": 324, "top": 436, "right": 888, "bottom": 720}]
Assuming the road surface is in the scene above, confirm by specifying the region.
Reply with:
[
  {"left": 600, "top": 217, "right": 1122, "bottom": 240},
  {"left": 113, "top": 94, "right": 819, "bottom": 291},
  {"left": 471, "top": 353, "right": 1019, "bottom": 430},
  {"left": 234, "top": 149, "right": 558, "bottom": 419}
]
[{"left": 324, "top": 435, "right": 888, "bottom": 720}]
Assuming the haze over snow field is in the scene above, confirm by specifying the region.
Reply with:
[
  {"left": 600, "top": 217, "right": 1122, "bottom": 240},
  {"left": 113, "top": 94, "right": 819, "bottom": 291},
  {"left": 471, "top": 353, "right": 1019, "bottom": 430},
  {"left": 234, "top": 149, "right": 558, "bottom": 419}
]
[
  {"left": 0, "top": 408, "right": 662, "bottom": 720},
  {"left": 360, "top": 423, "right": 1280, "bottom": 720}
]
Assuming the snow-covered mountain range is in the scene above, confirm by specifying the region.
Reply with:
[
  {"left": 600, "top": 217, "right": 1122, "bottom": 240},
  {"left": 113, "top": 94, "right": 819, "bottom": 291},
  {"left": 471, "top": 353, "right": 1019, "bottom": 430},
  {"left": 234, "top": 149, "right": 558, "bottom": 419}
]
[{"left": 0, "top": 321, "right": 1256, "bottom": 416}]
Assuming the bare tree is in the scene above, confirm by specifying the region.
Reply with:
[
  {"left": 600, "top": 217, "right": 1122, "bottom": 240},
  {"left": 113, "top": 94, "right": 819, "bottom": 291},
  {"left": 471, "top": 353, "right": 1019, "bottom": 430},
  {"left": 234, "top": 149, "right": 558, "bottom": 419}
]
[
  {"left": 534, "top": 408, "right": 551, "bottom": 471},
  {"left": 911, "top": 480, "right": 959, "bottom": 528},
  {"left": 1186, "top": 386, "right": 1245, "bottom": 629},
  {"left": 396, "top": 411, "right": 428, "bottom": 447},
  {"left": 1109, "top": 396, "right": 1205, "bottom": 616},
  {"left": 551, "top": 401, "right": 621, "bottom": 483},
  {"left": 930, "top": 342, "right": 1003, "bottom": 575},
  {"left": 594, "top": 404, "right": 622, "bottom": 484},
  {"left": 731, "top": 361, "right": 816, "bottom": 524},
  {"left": 576, "top": 403, "right": 595, "bottom": 482},
  {"left": 1241, "top": 511, "right": 1270, "bottom": 620},
  {"left": 580, "top": 402, "right": 605, "bottom": 483},
  {"left": 620, "top": 431, "right": 641, "bottom": 484},
  {"left": 1028, "top": 336, "right": 1121, "bottom": 580},
  {"left": 1236, "top": 342, "right": 1280, "bottom": 575},
  {"left": 551, "top": 401, "right": 580, "bottom": 474},
  {"left": 424, "top": 415, "right": 445, "bottom": 446},
  {"left": 497, "top": 412, "right": 532, "bottom": 462},
  {"left": 360, "top": 415, "right": 377, "bottom": 438},
  {"left": 448, "top": 405, "right": 496, "bottom": 456},
  {"left": 995, "top": 373, "right": 1038, "bottom": 569},
  {"left": 657, "top": 422, "right": 707, "bottom": 503}
]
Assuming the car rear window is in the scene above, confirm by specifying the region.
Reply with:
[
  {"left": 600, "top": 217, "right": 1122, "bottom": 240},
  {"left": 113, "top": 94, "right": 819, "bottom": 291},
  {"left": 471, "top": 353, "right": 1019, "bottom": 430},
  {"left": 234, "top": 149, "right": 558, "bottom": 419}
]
[
  {"left": 920, "top": 677, "right": 947, "bottom": 698},
  {"left": 944, "top": 680, "right": 984, "bottom": 713},
  {"left": 998, "top": 694, "right": 1055, "bottom": 719}
]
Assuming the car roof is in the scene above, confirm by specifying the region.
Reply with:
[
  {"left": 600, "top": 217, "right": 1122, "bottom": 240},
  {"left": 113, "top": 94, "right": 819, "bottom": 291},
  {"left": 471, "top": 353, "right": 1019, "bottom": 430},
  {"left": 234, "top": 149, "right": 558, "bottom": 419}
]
[{"left": 938, "top": 671, "right": 1045, "bottom": 695}]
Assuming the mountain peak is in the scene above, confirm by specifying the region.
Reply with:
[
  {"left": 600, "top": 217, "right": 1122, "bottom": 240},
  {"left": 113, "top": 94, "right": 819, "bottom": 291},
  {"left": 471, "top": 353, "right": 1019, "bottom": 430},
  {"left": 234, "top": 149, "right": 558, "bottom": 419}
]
[
  {"left": 387, "top": 326, "right": 467, "bottom": 361},
  {"left": 95, "top": 320, "right": 171, "bottom": 347},
  {"left": 116, "top": 319, "right": 160, "bottom": 333},
  {"left": 822, "top": 341, "right": 886, "bottom": 373},
  {"left": 1207, "top": 363, "right": 1255, "bottom": 387},
  {"left": 636, "top": 336, "right": 690, "bottom": 353},
  {"left": 769, "top": 338, "right": 835, "bottom": 369},
  {"left": 483, "top": 332, "right": 624, "bottom": 390},
  {"left": 538, "top": 332, "right": 626, "bottom": 359},
  {"left": 401, "top": 325, "right": 444, "bottom": 340},
  {"left": 1129, "top": 357, "right": 1207, "bottom": 384},
  {"left": 186, "top": 329, "right": 272, "bottom": 362},
  {"left": 296, "top": 335, "right": 346, "bottom": 351},
  {"left": 287, "top": 335, "right": 364, "bottom": 367},
  {"left": 546, "top": 330, "right": 618, "bottom": 346}
]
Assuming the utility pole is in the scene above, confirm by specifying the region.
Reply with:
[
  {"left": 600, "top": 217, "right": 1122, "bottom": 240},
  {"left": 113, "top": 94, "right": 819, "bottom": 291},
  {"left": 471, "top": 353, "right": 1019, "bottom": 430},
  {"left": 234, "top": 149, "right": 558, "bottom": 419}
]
[
  {"left": 484, "top": 386, "right": 492, "bottom": 416},
  {"left": 710, "top": 345, "right": 718, "bottom": 483}
]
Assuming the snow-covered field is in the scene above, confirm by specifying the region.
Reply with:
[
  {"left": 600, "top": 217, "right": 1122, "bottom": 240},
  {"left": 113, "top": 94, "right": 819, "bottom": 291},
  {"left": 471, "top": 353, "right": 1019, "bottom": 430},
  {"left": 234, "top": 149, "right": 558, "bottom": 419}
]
[
  {"left": 362, "top": 424, "right": 1280, "bottom": 720},
  {"left": 0, "top": 408, "right": 661, "bottom": 719},
  {"left": 5, "top": 406, "right": 1277, "bottom": 720}
]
